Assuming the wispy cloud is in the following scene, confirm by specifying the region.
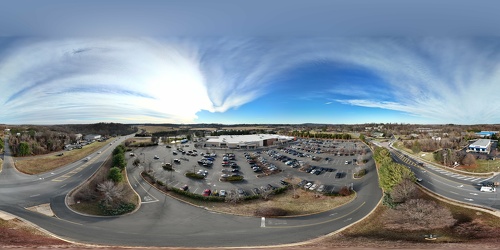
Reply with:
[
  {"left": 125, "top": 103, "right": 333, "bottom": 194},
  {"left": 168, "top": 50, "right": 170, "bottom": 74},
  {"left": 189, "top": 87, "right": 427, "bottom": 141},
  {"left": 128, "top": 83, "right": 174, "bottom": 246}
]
[{"left": 1, "top": 38, "right": 500, "bottom": 124}]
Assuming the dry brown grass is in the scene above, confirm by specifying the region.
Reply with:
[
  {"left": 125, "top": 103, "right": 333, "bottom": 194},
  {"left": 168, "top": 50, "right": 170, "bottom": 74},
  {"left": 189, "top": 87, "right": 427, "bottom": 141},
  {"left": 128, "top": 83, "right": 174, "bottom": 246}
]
[
  {"left": 14, "top": 139, "right": 112, "bottom": 175},
  {"left": 211, "top": 190, "right": 354, "bottom": 216},
  {"left": 0, "top": 218, "right": 69, "bottom": 247},
  {"left": 137, "top": 125, "right": 177, "bottom": 134},
  {"left": 126, "top": 137, "right": 155, "bottom": 146}
]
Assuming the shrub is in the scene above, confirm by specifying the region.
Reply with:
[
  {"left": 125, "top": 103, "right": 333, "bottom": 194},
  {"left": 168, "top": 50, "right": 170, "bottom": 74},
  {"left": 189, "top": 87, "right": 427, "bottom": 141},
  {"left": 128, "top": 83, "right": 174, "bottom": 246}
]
[
  {"left": 156, "top": 180, "right": 165, "bottom": 186},
  {"left": 112, "top": 153, "right": 126, "bottom": 169},
  {"left": 339, "top": 186, "right": 352, "bottom": 196},
  {"left": 254, "top": 207, "right": 288, "bottom": 217},
  {"left": 185, "top": 172, "right": 205, "bottom": 179},
  {"left": 224, "top": 175, "right": 244, "bottom": 182},
  {"left": 382, "top": 192, "right": 398, "bottom": 209},
  {"left": 354, "top": 169, "right": 367, "bottom": 178},
  {"left": 99, "top": 201, "right": 136, "bottom": 216},
  {"left": 108, "top": 167, "right": 123, "bottom": 182}
]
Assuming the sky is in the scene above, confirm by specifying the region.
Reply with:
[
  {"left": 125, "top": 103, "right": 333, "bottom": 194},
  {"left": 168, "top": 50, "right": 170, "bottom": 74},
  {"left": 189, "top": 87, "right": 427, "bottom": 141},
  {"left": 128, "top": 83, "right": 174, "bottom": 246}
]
[{"left": 1, "top": 1, "right": 500, "bottom": 125}]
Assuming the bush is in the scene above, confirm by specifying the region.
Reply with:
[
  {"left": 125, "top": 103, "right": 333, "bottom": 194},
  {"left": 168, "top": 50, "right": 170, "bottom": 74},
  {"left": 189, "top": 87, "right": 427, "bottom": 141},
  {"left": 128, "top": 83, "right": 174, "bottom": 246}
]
[
  {"left": 156, "top": 180, "right": 165, "bottom": 186},
  {"left": 108, "top": 167, "right": 123, "bottom": 182},
  {"left": 112, "top": 153, "right": 126, "bottom": 169},
  {"left": 382, "top": 192, "right": 398, "bottom": 209},
  {"left": 354, "top": 169, "right": 367, "bottom": 178},
  {"left": 99, "top": 201, "right": 136, "bottom": 216},
  {"left": 185, "top": 172, "right": 205, "bottom": 179},
  {"left": 339, "top": 186, "right": 352, "bottom": 196},
  {"left": 223, "top": 175, "right": 244, "bottom": 182},
  {"left": 254, "top": 207, "right": 288, "bottom": 217},
  {"left": 168, "top": 186, "right": 225, "bottom": 202}
]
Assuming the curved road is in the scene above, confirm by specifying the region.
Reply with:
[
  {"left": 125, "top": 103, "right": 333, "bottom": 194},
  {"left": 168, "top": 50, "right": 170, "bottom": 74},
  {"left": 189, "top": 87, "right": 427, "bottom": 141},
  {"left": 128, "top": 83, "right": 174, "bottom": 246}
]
[
  {"left": 388, "top": 143, "right": 500, "bottom": 211},
  {"left": 0, "top": 135, "right": 382, "bottom": 247}
]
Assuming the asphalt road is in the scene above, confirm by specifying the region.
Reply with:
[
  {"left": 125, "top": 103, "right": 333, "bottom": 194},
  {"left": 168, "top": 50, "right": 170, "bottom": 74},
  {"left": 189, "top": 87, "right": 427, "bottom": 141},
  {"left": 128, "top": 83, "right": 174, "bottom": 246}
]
[
  {"left": 388, "top": 144, "right": 500, "bottom": 211},
  {"left": 0, "top": 136, "right": 383, "bottom": 247}
]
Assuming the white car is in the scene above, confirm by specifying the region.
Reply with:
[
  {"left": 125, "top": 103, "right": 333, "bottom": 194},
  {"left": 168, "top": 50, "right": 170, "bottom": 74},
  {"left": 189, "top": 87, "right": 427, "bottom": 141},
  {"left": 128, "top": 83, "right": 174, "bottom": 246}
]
[
  {"left": 309, "top": 184, "right": 318, "bottom": 191},
  {"left": 304, "top": 182, "right": 313, "bottom": 189},
  {"left": 219, "top": 190, "right": 226, "bottom": 197},
  {"left": 480, "top": 186, "right": 496, "bottom": 192}
]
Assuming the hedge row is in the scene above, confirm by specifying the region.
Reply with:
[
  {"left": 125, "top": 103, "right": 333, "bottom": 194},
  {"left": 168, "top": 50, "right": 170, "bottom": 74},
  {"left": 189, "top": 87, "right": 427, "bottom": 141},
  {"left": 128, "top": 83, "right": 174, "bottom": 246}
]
[{"left": 185, "top": 172, "right": 205, "bottom": 179}]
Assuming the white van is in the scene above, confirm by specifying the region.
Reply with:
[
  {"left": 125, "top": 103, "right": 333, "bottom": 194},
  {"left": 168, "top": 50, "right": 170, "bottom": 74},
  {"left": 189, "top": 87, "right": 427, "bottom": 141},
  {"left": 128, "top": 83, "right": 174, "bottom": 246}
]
[{"left": 480, "top": 186, "right": 496, "bottom": 192}]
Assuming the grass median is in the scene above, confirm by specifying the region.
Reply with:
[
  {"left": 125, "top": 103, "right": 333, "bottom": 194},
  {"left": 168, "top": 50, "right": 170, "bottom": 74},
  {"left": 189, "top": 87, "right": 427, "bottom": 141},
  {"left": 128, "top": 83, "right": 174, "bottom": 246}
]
[{"left": 14, "top": 139, "right": 112, "bottom": 175}]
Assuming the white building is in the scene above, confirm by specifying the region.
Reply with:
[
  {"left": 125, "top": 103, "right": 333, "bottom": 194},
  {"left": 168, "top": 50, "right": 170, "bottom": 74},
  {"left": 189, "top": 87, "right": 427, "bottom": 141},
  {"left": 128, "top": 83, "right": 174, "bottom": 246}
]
[
  {"left": 205, "top": 134, "right": 295, "bottom": 149},
  {"left": 467, "top": 139, "right": 492, "bottom": 154},
  {"left": 84, "top": 134, "right": 101, "bottom": 141}
]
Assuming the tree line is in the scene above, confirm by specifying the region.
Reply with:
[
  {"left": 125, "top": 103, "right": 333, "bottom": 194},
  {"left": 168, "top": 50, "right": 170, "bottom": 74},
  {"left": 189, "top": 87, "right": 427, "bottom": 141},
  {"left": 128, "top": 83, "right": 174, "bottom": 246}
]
[
  {"left": 287, "top": 131, "right": 352, "bottom": 139},
  {"left": 7, "top": 123, "right": 136, "bottom": 157}
]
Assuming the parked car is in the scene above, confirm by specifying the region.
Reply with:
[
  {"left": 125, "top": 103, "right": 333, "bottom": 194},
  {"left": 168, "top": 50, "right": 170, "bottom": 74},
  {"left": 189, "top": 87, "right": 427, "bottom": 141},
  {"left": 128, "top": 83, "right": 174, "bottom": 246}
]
[
  {"left": 317, "top": 185, "right": 325, "bottom": 192},
  {"left": 309, "top": 184, "right": 318, "bottom": 190},
  {"left": 304, "top": 182, "right": 313, "bottom": 189},
  {"left": 335, "top": 172, "right": 343, "bottom": 178},
  {"left": 180, "top": 185, "right": 188, "bottom": 191},
  {"left": 202, "top": 189, "right": 211, "bottom": 196},
  {"left": 219, "top": 190, "right": 226, "bottom": 197},
  {"left": 154, "top": 155, "right": 159, "bottom": 159}
]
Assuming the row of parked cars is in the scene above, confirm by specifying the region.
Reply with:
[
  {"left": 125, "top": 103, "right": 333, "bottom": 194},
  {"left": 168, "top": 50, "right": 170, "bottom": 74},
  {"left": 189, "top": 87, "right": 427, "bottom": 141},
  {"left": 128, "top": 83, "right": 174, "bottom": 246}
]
[{"left": 298, "top": 179, "right": 326, "bottom": 192}]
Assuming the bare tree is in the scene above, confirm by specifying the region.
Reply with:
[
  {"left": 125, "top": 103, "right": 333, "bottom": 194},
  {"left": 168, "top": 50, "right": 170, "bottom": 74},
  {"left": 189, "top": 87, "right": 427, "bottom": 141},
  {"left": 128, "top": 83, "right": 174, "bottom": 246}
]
[
  {"left": 390, "top": 178, "right": 418, "bottom": 203},
  {"left": 97, "top": 180, "right": 125, "bottom": 207},
  {"left": 225, "top": 191, "right": 243, "bottom": 204},
  {"left": 462, "top": 153, "right": 476, "bottom": 166},
  {"left": 383, "top": 199, "right": 456, "bottom": 231},
  {"left": 260, "top": 188, "right": 274, "bottom": 200}
]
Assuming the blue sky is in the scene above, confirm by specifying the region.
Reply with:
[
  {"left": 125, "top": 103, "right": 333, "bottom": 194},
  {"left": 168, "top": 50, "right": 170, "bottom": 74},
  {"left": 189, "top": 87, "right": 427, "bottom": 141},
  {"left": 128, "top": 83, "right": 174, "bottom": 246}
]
[{"left": 1, "top": 1, "right": 500, "bottom": 125}]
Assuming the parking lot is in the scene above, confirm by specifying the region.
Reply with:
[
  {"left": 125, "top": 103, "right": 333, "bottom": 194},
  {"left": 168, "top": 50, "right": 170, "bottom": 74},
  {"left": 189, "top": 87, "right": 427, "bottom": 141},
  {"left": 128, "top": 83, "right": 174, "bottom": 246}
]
[{"left": 128, "top": 138, "right": 374, "bottom": 198}]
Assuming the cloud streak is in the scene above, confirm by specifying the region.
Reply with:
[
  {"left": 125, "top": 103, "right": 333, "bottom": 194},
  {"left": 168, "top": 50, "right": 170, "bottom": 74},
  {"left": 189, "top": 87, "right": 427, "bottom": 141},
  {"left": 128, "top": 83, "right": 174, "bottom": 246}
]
[{"left": 1, "top": 38, "right": 500, "bottom": 124}]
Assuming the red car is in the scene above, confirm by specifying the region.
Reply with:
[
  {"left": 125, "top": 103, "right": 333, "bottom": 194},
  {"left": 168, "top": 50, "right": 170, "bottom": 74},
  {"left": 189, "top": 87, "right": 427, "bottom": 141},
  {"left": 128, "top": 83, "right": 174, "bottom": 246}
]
[{"left": 202, "top": 189, "right": 211, "bottom": 196}]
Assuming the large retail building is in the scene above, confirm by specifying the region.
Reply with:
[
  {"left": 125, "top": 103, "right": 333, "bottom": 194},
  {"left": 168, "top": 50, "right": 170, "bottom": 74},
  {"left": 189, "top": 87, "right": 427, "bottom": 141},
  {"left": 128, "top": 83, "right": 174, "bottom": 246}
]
[{"left": 204, "top": 134, "right": 295, "bottom": 149}]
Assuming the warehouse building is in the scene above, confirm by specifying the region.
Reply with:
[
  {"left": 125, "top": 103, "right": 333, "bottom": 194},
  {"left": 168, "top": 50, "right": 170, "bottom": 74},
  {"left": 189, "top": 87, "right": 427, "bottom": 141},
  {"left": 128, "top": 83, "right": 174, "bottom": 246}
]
[
  {"left": 467, "top": 139, "right": 492, "bottom": 154},
  {"left": 204, "top": 134, "right": 295, "bottom": 149}
]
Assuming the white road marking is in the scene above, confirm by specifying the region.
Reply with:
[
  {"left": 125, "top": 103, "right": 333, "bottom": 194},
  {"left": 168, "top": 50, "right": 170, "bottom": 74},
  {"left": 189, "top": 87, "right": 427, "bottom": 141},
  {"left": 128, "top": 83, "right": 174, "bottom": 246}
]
[
  {"left": 464, "top": 198, "right": 474, "bottom": 201},
  {"left": 29, "top": 194, "right": 40, "bottom": 197}
]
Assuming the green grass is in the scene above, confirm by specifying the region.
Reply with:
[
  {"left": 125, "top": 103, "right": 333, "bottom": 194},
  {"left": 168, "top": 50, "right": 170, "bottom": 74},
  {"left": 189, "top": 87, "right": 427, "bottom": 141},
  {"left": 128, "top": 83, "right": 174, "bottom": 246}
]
[{"left": 474, "top": 159, "right": 500, "bottom": 173}]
